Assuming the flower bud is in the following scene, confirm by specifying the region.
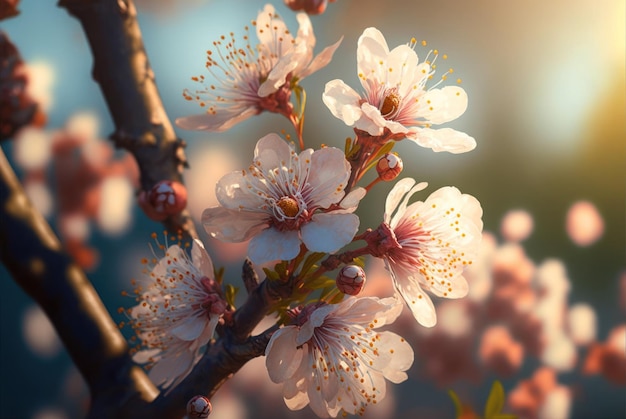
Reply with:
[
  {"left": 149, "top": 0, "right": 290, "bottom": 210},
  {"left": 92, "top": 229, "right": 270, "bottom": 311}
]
[
  {"left": 187, "top": 395, "right": 212, "bottom": 418},
  {"left": 138, "top": 180, "right": 188, "bottom": 221},
  {"left": 376, "top": 153, "right": 403, "bottom": 181},
  {"left": 336, "top": 265, "right": 366, "bottom": 295},
  {"left": 284, "top": 0, "right": 328, "bottom": 14}
]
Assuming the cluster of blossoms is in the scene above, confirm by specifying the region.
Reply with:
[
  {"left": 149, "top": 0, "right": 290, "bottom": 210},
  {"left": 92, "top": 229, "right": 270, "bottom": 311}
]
[{"left": 125, "top": 3, "right": 484, "bottom": 418}]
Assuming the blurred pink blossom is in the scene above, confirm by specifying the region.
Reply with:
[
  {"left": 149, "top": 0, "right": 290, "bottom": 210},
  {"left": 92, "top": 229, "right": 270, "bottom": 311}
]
[{"left": 565, "top": 200, "right": 604, "bottom": 246}]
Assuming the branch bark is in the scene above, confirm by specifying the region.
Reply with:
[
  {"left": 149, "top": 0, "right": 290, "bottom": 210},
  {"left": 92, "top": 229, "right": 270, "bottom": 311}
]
[
  {"left": 0, "top": 148, "right": 159, "bottom": 417},
  {"left": 59, "top": 0, "right": 197, "bottom": 243}
]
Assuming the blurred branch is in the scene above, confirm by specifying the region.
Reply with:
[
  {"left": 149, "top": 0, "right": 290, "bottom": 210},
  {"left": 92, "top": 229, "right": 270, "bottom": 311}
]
[
  {"left": 59, "top": 0, "right": 197, "bottom": 243},
  {"left": 0, "top": 148, "right": 159, "bottom": 418}
]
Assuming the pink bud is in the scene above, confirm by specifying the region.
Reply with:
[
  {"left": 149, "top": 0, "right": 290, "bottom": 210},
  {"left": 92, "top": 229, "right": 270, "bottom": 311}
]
[
  {"left": 336, "top": 265, "right": 366, "bottom": 295},
  {"left": 187, "top": 395, "right": 212, "bottom": 418},
  {"left": 376, "top": 153, "right": 403, "bottom": 181},
  {"left": 284, "top": 0, "right": 328, "bottom": 14},
  {"left": 138, "top": 180, "right": 187, "bottom": 221}
]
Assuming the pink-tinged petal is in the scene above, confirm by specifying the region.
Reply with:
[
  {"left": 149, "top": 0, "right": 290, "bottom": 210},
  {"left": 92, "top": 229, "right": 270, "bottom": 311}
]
[
  {"left": 175, "top": 107, "right": 258, "bottom": 132},
  {"left": 339, "top": 187, "right": 366, "bottom": 212},
  {"left": 390, "top": 271, "right": 437, "bottom": 327},
  {"left": 357, "top": 27, "right": 390, "bottom": 84},
  {"left": 306, "top": 147, "right": 350, "bottom": 208},
  {"left": 254, "top": 133, "right": 293, "bottom": 169},
  {"left": 216, "top": 171, "right": 264, "bottom": 210},
  {"left": 334, "top": 296, "right": 403, "bottom": 327},
  {"left": 297, "top": 304, "right": 336, "bottom": 345},
  {"left": 132, "top": 348, "right": 161, "bottom": 364},
  {"left": 384, "top": 178, "right": 423, "bottom": 223},
  {"left": 407, "top": 127, "right": 476, "bottom": 153},
  {"left": 202, "top": 206, "right": 269, "bottom": 242},
  {"left": 419, "top": 86, "right": 468, "bottom": 124},
  {"left": 259, "top": 54, "right": 300, "bottom": 97},
  {"left": 256, "top": 4, "right": 293, "bottom": 54},
  {"left": 148, "top": 347, "right": 194, "bottom": 388},
  {"left": 322, "top": 79, "right": 363, "bottom": 126},
  {"left": 191, "top": 239, "right": 214, "bottom": 279},
  {"left": 377, "top": 331, "right": 414, "bottom": 383},
  {"left": 171, "top": 315, "right": 206, "bottom": 341},
  {"left": 266, "top": 327, "right": 304, "bottom": 383},
  {"left": 386, "top": 44, "right": 418, "bottom": 88},
  {"left": 248, "top": 228, "right": 301, "bottom": 265},
  {"left": 301, "top": 213, "right": 359, "bottom": 253},
  {"left": 298, "top": 37, "right": 343, "bottom": 80},
  {"left": 389, "top": 179, "right": 429, "bottom": 228}
]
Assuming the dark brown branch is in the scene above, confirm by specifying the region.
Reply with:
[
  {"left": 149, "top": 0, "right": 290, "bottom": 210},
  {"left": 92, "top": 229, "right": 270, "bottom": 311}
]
[
  {"left": 0, "top": 148, "right": 158, "bottom": 417},
  {"left": 59, "top": 0, "right": 197, "bottom": 243}
]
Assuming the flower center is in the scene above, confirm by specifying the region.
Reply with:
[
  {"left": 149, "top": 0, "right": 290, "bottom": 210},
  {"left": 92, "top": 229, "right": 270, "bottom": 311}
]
[
  {"left": 277, "top": 196, "right": 300, "bottom": 218},
  {"left": 380, "top": 92, "right": 400, "bottom": 117}
]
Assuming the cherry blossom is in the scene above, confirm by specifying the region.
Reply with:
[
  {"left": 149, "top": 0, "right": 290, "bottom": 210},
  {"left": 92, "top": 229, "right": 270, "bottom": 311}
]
[
  {"left": 323, "top": 27, "right": 475, "bottom": 153},
  {"left": 176, "top": 3, "right": 341, "bottom": 132},
  {"left": 265, "top": 296, "right": 413, "bottom": 417},
  {"left": 202, "top": 133, "right": 361, "bottom": 265},
  {"left": 381, "top": 178, "right": 483, "bottom": 327},
  {"left": 128, "top": 239, "right": 227, "bottom": 391}
]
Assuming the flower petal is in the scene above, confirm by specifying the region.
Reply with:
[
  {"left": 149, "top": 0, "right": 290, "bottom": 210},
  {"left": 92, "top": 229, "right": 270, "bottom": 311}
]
[
  {"left": 419, "top": 86, "right": 468, "bottom": 124},
  {"left": 175, "top": 107, "right": 258, "bottom": 132},
  {"left": 202, "top": 206, "right": 269, "bottom": 242},
  {"left": 298, "top": 37, "right": 343, "bottom": 80},
  {"left": 301, "top": 213, "right": 358, "bottom": 253},
  {"left": 407, "top": 127, "right": 476, "bottom": 154},
  {"left": 266, "top": 327, "right": 305, "bottom": 383},
  {"left": 191, "top": 239, "right": 214, "bottom": 279},
  {"left": 390, "top": 270, "right": 437, "bottom": 327},
  {"left": 322, "top": 79, "right": 363, "bottom": 126},
  {"left": 306, "top": 146, "right": 350, "bottom": 208},
  {"left": 248, "top": 228, "right": 301, "bottom": 265},
  {"left": 171, "top": 315, "right": 206, "bottom": 341},
  {"left": 357, "top": 27, "right": 390, "bottom": 84}
]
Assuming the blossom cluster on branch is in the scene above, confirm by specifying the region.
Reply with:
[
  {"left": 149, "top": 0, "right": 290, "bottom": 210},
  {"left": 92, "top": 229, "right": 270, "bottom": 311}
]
[{"left": 120, "top": 3, "right": 484, "bottom": 417}]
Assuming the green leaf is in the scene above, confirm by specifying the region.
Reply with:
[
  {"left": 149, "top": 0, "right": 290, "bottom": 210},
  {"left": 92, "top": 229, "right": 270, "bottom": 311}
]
[
  {"left": 224, "top": 284, "right": 240, "bottom": 309},
  {"left": 300, "top": 252, "right": 326, "bottom": 276},
  {"left": 484, "top": 380, "right": 505, "bottom": 419},
  {"left": 448, "top": 389, "right": 463, "bottom": 418}
]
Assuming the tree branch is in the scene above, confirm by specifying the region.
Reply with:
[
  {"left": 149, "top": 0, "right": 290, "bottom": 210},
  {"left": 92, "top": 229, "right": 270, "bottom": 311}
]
[
  {"left": 59, "top": 0, "right": 197, "bottom": 243},
  {"left": 0, "top": 148, "right": 159, "bottom": 418}
]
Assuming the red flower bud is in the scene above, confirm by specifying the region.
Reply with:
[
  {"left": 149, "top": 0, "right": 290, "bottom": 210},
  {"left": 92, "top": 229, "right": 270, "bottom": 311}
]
[
  {"left": 284, "top": 0, "right": 328, "bottom": 14},
  {"left": 138, "top": 180, "right": 187, "bottom": 221},
  {"left": 187, "top": 395, "right": 212, "bottom": 418},
  {"left": 336, "top": 265, "right": 366, "bottom": 295},
  {"left": 376, "top": 153, "right": 403, "bottom": 181}
]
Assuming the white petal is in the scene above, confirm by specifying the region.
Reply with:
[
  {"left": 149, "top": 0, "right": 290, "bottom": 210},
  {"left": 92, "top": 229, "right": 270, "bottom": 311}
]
[
  {"left": 191, "top": 239, "right": 214, "bottom": 279},
  {"left": 259, "top": 54, "right": 300, "bottom": 97},
  {"left": 360, "top": 102, "right": 392, "bottom": 135},
  {"left": 175, "top": 107, "right": 258, "bottom": 132},
  {"left": 357, "top": 27, "right": 390, "bottom": 83},
  {"left": 148, "top": 347, "right": 194, "bottom": 388},
  {"left": 385, "top": 177, "right": 427, "bottom": 225},
  {"left": 256, "top": 4, "right": 293, "bottom": 56},
  {"left": 391, "top": 272, "right": 437, "bottom": 327},
  {"left": 248, "top": 228, "right": 301, "bottom": 265},
  {"left": 339, "top": 187, "right": 366, "bottom": 212},
  {"left": 322, "top": 79, "right": 363, "bottom": 126},
  {"left": 420, "top": 86, "right": 468, "bottom": 124},
  {"left": 298, "top": 37, "right": 343, "bottom": 80},
  {"left": 254, "top": 133, "right": 294, "bottom": 169},
  {"left": 216, "top": 171, "right": 264, "bottom": 210},
  {"left": 301, "top": 213, "right": 358, "bottom": 253},
  {"left": 265, "top": 327, "right": 304, "bottom": 383},
  {"left": 306, "top": 147, "right": 350, "bottom": 208},
  {"left": 378, "top": 331, "right": 414, "bottom": 383},
  {"left": 171, "top": 315, "right": 207, "bottom": 341},
  {"left": 132, "top": 348, "right": 161, "bottom": 364},
  {"left": 202, "top": 207, "right": 269, "bottom": 242},
  {"left": 386, "top": 44, "right": 418, "bottom": 87},
  {"left": 408, "top": 127, "right": 476, "bottom": 154}
]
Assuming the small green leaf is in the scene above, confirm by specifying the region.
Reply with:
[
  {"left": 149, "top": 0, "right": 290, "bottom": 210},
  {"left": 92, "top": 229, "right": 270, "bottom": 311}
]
[
  {"left": 224, "top": 284, "right": 240, "bottom": 309},
  {"left": 448, "top": 389, "right": 463, "bottom": 418},
  {"left": 484, "top": 380, "right": 505, "bottom": 419},
  {"left": 300, "top": 252, "right": 326, "bottom": 276}
]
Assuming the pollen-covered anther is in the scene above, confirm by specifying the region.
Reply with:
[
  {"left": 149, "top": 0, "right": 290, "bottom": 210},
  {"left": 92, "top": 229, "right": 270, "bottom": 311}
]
[{"left": 276, "top": 196, "right": 300, "bottom": 217}]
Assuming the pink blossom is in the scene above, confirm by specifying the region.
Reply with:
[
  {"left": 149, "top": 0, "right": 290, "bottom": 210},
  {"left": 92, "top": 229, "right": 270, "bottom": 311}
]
[
  {"left": 176, "top": 4, "right": 341, "bottom": 132},
  {"left": 323, "top": 28, "right": 475, "bottom": 153},
  {"left": 128, "top": 239, "right": 226, "bottom": 390},
  {"left": 382, "top": 178, "right": 483, "bottom": 327},
  {"left": 265, "top": 296, "right": 413, "bottom": 417},
  {"left": 202, "top": 133, "right": 362, "bottom": 265}
]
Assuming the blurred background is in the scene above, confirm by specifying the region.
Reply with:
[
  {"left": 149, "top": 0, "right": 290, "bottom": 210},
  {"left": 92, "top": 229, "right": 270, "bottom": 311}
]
[{"left": 1, "top": 0, "right": 624, "bottom": 418}]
